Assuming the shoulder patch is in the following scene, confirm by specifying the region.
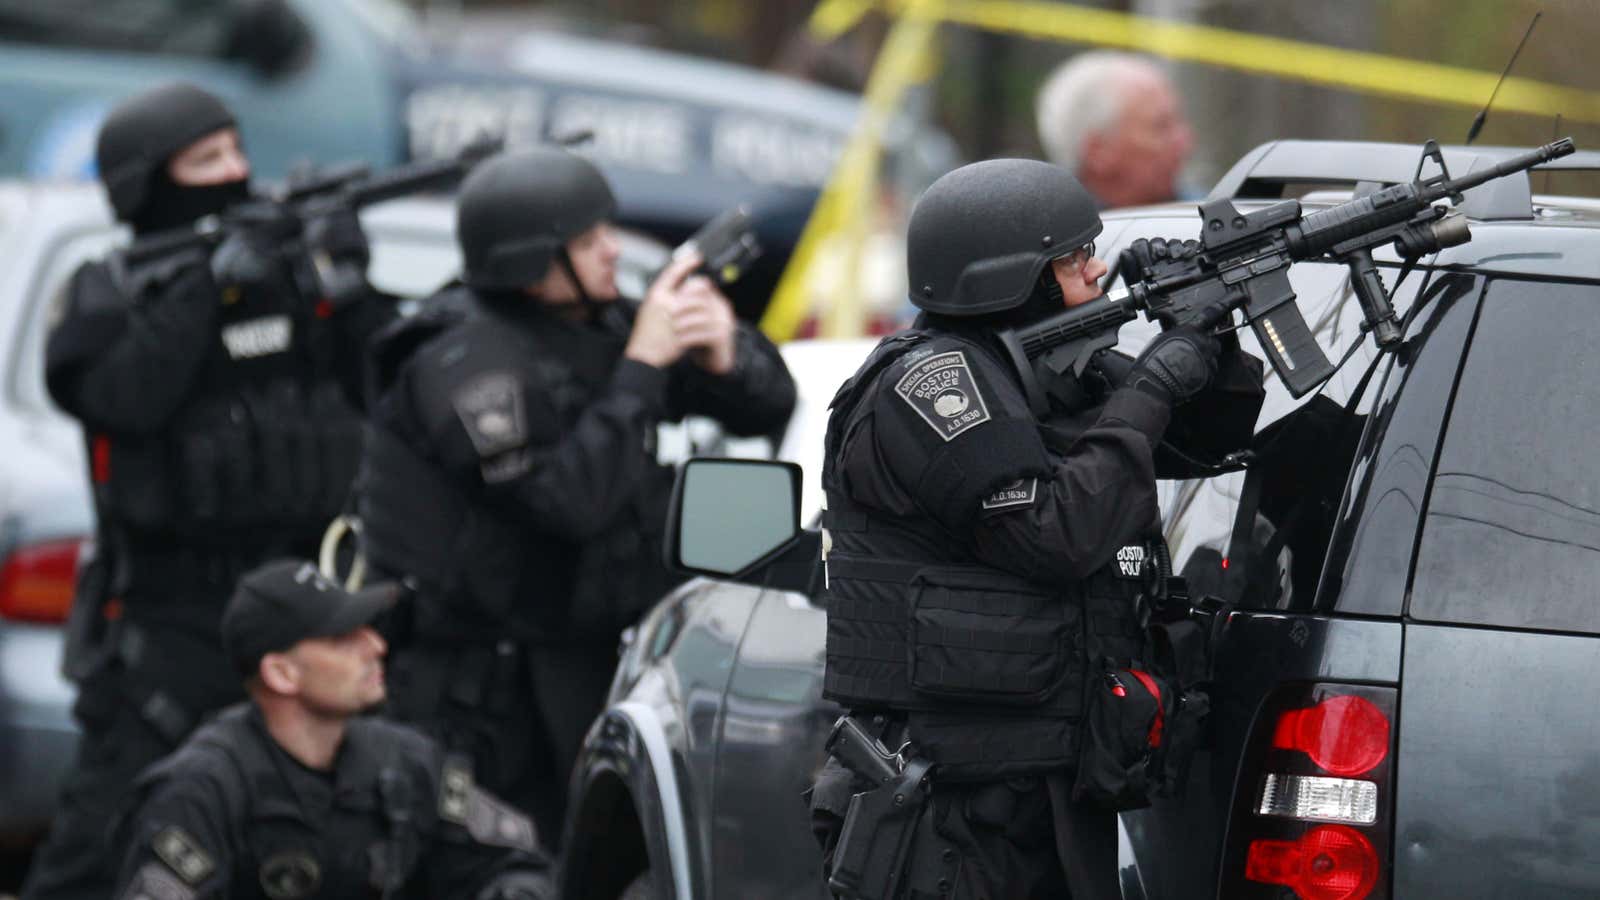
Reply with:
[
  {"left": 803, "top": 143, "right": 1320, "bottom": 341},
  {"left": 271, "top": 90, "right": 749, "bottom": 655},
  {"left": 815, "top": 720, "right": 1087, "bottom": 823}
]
[
  {"left": 438, "top": 756, "right": 537, "bottom": 852},
  {"left": 438, "top": 756, "right": 474, "bottom": 824},
  {"left": 452, "top": 372, "right": 528, "bottom": 459},
  {"left": 258, "top": 850, "right": 321, "bottom": 900},
  {"left": 152, "top": 826, "right": 215, "bottom": 886},
  {"left": 981, "top": 478, "right": 1038, "bottom": 511},
  {"left": 120, "top": 861, "right": 197, "bottom": 900},
  {"left": 894, "top": 350, "right": 992, "bottom": 442},
  {"left": 462, "top": 785, "right": 539, "bottom": 852}
]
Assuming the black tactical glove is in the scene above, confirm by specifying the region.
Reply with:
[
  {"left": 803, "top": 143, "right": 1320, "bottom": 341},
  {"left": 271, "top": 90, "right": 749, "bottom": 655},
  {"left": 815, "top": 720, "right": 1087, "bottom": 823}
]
[
  {"left": 1121, "top": 237, "right": 1232, "bottom": 330},
  {"left": 1120, "top": 237, "right": 1200, "bottom": 290},
  {"left": 210, "top": 227, "right": 294, "bottom": 307},
  {"left": 303, "top": 204, "right": 370, "bottom": 269},
  {"left": 303, "top": 204, "right": 372, "bottom": 309},
  {"left": 1126, "top": 324, "right": 1222, "bottom": 406}
]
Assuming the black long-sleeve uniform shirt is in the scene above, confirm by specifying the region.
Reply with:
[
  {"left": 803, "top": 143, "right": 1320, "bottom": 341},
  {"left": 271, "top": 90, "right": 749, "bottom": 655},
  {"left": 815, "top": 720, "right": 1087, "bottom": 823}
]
[
  {"left": 362, "top": 287, "right": 797, "bottom": 641},
  {"left": 42, "top": 241, "right": 395, "bottom": 628},
  {"left": 114, "top": 704, "right": 552, "bottom": 899}
]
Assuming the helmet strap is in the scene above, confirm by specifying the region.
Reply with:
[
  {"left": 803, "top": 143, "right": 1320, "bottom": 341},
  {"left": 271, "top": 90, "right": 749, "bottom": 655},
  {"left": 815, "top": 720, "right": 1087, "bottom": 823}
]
[{"left": 555, "top": 247, "right": 596, "bottom": 316}]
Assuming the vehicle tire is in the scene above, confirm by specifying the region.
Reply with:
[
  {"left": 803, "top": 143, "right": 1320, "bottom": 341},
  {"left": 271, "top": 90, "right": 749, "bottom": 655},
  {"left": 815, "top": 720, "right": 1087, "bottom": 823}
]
[{"left": 618, "top": 872, "right": 654, "bottom": 900}]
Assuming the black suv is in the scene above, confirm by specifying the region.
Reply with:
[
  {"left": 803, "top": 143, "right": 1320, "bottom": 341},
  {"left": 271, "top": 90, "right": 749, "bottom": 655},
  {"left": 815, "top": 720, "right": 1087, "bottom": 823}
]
[{"left": 563, "top": 140, "right": 1600, "bottom": 900}]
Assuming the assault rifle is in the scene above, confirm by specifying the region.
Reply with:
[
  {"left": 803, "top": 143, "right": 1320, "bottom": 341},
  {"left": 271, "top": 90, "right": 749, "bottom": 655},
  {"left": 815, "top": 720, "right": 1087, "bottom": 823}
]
[
  {"left": 999, "top": 137, "right": 1576, "bottom": 411},
  {"left": 124, "top": 133, "right": 504, "bottom": 268}
]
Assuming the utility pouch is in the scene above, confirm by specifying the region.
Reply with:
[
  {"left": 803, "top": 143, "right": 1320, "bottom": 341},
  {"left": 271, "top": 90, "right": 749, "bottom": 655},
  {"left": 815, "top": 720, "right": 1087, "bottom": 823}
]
[
  {"left": 1144, "top": 599, "right": 1226, "bottom": 795},
  {"left": 908, "top": 567, "right": 1075, "bottom": 706},
  {"left": 1072, "top": 661, "right": 1172, "bottom": 811}
]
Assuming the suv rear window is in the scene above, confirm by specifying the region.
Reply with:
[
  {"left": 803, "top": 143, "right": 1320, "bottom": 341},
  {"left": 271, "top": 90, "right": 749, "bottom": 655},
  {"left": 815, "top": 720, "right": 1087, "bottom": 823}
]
[{"left": 1411, "top": 278, "right": 1600, "bottom": 633}]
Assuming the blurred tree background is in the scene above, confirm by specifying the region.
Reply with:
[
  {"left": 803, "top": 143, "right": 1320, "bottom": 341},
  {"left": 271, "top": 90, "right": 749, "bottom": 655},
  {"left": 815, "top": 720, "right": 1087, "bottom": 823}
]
[{"left": 418, "top": 0, "right": 1600, "bottom": 189}]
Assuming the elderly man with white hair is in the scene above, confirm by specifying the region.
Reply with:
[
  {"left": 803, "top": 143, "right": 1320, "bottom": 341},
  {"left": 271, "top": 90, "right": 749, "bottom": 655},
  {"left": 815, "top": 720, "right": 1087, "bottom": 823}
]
[{"left": 1036, "top": 50, "right": 1196, "bottom": 209}]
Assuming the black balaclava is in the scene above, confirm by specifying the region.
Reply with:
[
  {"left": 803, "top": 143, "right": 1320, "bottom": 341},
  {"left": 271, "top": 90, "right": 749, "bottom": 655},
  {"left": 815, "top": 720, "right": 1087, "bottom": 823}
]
[
  {"left": 95, "top": 82, "right": 248, "bottom": 235},
  {"left": 135, "top": 171, "right": 250, "bottom": 235}
]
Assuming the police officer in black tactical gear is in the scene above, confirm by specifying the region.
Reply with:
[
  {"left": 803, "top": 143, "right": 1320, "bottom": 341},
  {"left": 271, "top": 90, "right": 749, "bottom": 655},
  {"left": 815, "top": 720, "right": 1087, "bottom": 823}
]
[
  {"left": 112, "top": 559, "right": 555, "bottom": 900},
  {"left": 810, "top": 158, "right": 1263, "bottom": 899},
  {"left": 26, "top": 83, "right": 393, "bottom": 900},
  {"left": 355, "top": 147, "right": 797, "bottom": 845}
]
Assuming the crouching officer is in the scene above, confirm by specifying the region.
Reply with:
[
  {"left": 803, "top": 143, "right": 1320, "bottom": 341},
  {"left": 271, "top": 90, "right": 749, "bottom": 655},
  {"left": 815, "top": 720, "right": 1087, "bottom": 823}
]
[
  {"left": 355, "top": 147, "right": 797, "bottom": 843},
  {"left": 113, "top": 559, "right": 555, "bottom": 900},
  {"left": 810, "top": 159, "right": 1262, "bottom": 899},
  {"left": 26, "top": 83, "right": 391, "bottom": 900}
]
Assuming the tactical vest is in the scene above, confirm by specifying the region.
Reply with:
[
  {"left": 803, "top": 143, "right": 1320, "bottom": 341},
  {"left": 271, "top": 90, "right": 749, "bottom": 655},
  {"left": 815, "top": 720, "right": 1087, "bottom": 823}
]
[
  {"left": 86, "top": 250, "right": 362, "bottom": 550},
  {"left": 821, "top": 330, "right": 1164, "bottom": 779},
  {"left": 356, "top": 288, "right": 676, "bottom": 644},
  {"left": 130, "top": 706, "right": 428, "bottom": 899}
]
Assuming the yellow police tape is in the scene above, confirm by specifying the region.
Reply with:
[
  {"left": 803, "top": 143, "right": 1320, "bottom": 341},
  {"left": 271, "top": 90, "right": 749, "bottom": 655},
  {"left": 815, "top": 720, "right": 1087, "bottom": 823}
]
[
  {"left": 934, "top": 0, "right": 1600, "bottom": 121},
  {"left": 763, "top": 7, "right": 941, "bottom": 341},
  {"left": 765, "top": 0, "right": 1600, "bottom": 341},
  {"left": 810, "top": 0, "right": 879, "bottom": 42},
  {"left": 808, "top": 0, "right": 1600, "bottom": 122}
]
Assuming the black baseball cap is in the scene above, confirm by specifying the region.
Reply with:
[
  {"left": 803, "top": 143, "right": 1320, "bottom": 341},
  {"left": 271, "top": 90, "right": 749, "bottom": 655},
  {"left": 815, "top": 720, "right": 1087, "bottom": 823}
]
[{"left": 222, "top": 559, "right": 397, "bottom": 677}]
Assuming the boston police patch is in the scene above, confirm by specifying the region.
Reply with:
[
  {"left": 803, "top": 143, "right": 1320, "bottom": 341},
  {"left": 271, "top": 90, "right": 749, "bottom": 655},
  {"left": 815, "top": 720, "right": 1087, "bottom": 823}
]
[
  {"left": 452, "top": 372, "right": 527, "bottom": 459},
  {"left": 894, "top": 351, "right": 991, "bottom": 442}
]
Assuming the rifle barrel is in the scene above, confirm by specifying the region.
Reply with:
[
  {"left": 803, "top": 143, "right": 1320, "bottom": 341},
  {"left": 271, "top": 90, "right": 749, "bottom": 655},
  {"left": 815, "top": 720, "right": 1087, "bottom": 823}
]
[{"left": 1433, "top": 137, "right": 1576, "bottom": 199}]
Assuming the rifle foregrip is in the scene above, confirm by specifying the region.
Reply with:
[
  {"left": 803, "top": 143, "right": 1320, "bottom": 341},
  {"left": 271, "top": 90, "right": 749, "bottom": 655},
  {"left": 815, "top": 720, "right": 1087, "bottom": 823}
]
[
  {"left": 1248, "top": 301, "right": 1335, "bottom": 398},
  {"left": 1294, "top": 187, "right": 1420, "bottom": 256},
  {"left": 1015, "top": 293, "right": 1139, "bottom": 358}
]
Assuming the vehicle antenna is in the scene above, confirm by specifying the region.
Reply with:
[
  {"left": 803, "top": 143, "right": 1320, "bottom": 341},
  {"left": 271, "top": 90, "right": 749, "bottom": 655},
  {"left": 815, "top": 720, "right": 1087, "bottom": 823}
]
[{"left": 1466, "top": 10, "right": 1542, "bottom": 145}]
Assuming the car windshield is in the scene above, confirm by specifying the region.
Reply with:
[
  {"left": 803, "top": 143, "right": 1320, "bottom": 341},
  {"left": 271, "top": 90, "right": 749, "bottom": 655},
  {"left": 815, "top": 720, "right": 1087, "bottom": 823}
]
[{"left": 1410, "top": 277, "right": 1600, "bottom": 634}]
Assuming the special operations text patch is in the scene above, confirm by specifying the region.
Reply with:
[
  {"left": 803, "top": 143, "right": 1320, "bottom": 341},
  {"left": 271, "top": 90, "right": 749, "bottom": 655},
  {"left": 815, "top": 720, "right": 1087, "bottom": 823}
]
[
  {"left": 894, "top": 351, "right": 991, "bottom": 442},
  {"left": 982, "top": 478, "right": 1038, "bottom": 511},
  {"left": 452, "top": 372, "right": 528, "bottom": 459}
]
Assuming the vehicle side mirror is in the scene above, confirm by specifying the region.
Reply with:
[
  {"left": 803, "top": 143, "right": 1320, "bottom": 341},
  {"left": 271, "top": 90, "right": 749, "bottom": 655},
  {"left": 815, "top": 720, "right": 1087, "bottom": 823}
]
[
  {"left": 666, "top": 458, "right": 801, "bottom": 579},
  {"left": 223, "top": 0, "right": 312, "bottom": 79}
]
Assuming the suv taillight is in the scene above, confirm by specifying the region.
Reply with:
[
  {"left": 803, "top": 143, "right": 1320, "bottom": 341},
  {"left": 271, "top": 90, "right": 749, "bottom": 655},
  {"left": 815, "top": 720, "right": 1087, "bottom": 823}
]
[
  {"left": 1222, "top": 683, "right": 1398, "bottom": 900},
  {"left": 0, "top": 539, "right": 83, "bottom": 624}
]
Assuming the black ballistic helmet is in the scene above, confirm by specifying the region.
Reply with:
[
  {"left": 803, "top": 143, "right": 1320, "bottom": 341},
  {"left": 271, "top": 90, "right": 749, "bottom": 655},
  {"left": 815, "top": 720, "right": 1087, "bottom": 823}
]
[
  {"left": 96, "top": 82, "right": 237, "bottom": 224},
  {"left": 457, "top": 148, "right": 617, "bottom": 291},
  {"left": 906, "top": 158, "right": 1102, "bottom": 316}
]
